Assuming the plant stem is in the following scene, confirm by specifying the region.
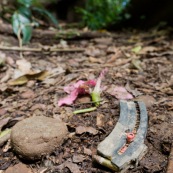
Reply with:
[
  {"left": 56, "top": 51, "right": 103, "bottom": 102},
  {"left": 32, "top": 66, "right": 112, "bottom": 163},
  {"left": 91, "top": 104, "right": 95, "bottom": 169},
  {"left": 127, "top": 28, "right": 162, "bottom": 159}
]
[
  {"left": 73, "top": 107, "right": 97, "bottom": 114},
  {"left": 17, "top": 26, "right": 23, "bottom": 58}
]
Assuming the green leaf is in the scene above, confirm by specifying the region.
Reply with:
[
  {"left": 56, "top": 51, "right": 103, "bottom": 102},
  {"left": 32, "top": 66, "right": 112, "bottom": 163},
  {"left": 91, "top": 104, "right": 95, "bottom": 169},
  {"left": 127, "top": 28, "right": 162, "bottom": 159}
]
[
  {"left": 131, "top": 45, "right": 142, "bottom": 54},
  {"left": 17, "top": 0, "right": 33, "bottom": 7},
  {"left": 32, "top": 7, "right": 58, "bottom": 26},
  {"left": 131, "top": 59, "right": 143, "bottom": 71},
  {"left": 12, "top": 12, "right": 32, "bottom": 44},
  {"left": 18, "top": 6, "right": 32, "bottom": 19},
  {"left": 31, "top": 0, "right": 43, "bottom": 8},
  {"left": 21, "top": 25, "right": 32, "bottom": 44}
]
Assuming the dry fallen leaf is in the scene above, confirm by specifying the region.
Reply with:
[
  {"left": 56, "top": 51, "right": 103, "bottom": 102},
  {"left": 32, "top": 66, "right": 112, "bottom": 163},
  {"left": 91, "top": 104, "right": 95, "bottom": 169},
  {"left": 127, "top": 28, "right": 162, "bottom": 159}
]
[
  {"left": 133, "top": 95, "right": 156, "bottom": 108},
  {"left": 64, "top": 161, "right": 81, "bottom": 173},
  {"left": 30, "top": 104, "right": 46, "bottom": 111},
  {"left": 85, "top": 47, "right": 101, "bottom": 57},
  {"left": 106, "top": 54, "right": 119, "bottom": 63},
  {"left": 94, "top": 37, "right": 113, "bottom": 45},
  {"left": 8, "top": 70, "right": 50, "bottom": 86},
  {"left": 131, "top": 59, "right": 143, "bottom": 71},
  {"left": 72, "top": 154, "right": 85, "bottom": 163},
  {"left": 34, "top": 71, "right": 50, "bottom": 81},
  {"left": 89, "top": 57, "right": 104, "bottom": 63},
  {"left": 8, "top": 75, "right": 28, "bottom": 86},
  {"left": 6, "top": 56, "right": 15, "bottom": 66},
  {"left": 76, "top": 126, "right": 98, "bottom": 135},
  {"left": 83, "top": 147, "right": 92, "bottom": 156},
  {"left": 58, "top": 160, "right": 81, "bottom": 173},
  {"left": 96, "top": 113, "right": 105, "bottom": 127},
  {"left": 163, "top": 101, "right": 173, "bottom": 110},
  {"left": 20, "top": 89, "right": 35, "bottom": 99},
  {"left": 1, "top": 68, "right": 13, "bottom": 83},
  {"left": 0, "top": 109, "right": 7, "bottom": 116},
  {"left": 106, "top": 85, "right": 133, "bottom": 100},
  {"left": 125, "top": 82, "right": 142, "bottom": 97},
  {"left": 16, "top": 59, "right": 31, "bottom": 74},
  {"left": 106, "top": 46, "right": 117, "bottom": 54},
  {"left": 140, "top": 46, "right": 158, "bottom": 54},
  {"left": 106, "top": 48, "right": 123, "bottom": 63}
]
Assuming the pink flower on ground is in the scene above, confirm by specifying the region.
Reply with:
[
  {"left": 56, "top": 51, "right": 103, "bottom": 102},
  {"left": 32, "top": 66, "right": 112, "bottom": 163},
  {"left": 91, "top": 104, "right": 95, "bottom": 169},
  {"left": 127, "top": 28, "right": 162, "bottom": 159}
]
[
  {"left": 58, "top": 69, "right": 108, "bottom": 107},
  {"left": 58, "top": 79, "right": 96, "bottom": 106}
]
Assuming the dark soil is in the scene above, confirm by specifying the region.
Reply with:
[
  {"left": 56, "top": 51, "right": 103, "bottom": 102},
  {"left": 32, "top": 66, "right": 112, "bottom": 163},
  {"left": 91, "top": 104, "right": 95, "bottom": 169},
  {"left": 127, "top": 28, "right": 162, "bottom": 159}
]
[{"left": 0, "top": 20, "right": 173, "bottom": 173}]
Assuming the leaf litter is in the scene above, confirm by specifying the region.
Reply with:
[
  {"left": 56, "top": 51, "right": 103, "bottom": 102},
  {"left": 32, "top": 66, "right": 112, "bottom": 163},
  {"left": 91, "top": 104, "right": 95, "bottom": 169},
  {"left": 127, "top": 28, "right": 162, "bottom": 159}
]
[{"left": 0, "top": 22, "right": 173, "bottom": 173}]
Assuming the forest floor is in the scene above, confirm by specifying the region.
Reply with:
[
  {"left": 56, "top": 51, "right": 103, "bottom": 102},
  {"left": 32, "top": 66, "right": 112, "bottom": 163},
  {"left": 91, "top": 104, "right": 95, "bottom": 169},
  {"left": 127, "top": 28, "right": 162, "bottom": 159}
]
[{"left": 0, "top": 20, "right": 173, "bottom": 173}]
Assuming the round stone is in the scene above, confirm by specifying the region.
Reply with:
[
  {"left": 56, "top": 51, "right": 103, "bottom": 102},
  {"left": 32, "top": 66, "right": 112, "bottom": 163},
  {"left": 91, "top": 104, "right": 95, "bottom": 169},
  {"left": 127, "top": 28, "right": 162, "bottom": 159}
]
[{"left": 11, "top": 116, "right": 68, "bottom": 160}]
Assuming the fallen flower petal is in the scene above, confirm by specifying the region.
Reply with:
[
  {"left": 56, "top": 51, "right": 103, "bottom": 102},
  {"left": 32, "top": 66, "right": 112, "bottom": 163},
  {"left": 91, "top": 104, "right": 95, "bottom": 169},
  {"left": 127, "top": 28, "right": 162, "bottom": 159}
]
[
  {"left": 85, "top": 80, "right": 96, "bottom": 87},
  {"left": 58, "top": 80, "right": 96, "bottom": 106},
  {"left": 58, "top": 70, "right": 106, "bottom": 107},
  {"left": 64, "top": 80, "right": 85, "bottom": 94},
  {"left": 58, "top": 89, "right": 79, "bottom": 106}
]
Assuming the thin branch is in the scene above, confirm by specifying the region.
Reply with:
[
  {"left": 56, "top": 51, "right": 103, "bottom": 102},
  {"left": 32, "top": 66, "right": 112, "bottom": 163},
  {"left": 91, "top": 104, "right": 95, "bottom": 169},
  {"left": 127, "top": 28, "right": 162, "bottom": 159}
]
[
  {"left": 0, "top": 21, "right": 112, "bottom": 40},
  {"left": 0, "top": 45, "right": 85, "bottom": 52},
  {"left": 167, "top": 143, "right": 173, "bottom": 173}
]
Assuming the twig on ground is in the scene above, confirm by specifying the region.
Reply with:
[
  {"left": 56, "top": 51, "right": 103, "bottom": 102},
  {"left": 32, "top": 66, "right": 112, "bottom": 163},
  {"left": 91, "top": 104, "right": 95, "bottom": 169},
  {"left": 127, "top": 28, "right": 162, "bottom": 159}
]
[
  {"left": 0, "top": 21, "right": 112, "bottom": 40},
  {"left": 166, "top": 143, "right": 173, "bottom": 173},
  {"left": 0, "top": 45, "right": 85, "bottom": 52}
]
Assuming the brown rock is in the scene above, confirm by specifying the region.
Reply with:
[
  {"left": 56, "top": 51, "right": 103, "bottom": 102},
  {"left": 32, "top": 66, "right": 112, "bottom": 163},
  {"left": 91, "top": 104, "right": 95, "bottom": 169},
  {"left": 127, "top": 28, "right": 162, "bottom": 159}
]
[
  {"left": 11, "top": 116, "right": 68, "bottom": 160},
  {"left": 4, "top": 163, "right": 32, "bottom": 173}
]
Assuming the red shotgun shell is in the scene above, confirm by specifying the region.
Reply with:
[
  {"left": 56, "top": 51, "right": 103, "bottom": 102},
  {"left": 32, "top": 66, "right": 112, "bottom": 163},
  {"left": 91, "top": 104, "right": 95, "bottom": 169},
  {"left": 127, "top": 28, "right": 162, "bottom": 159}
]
[{"left": 126, "top": 133, "right": 135, "bottom": 143}]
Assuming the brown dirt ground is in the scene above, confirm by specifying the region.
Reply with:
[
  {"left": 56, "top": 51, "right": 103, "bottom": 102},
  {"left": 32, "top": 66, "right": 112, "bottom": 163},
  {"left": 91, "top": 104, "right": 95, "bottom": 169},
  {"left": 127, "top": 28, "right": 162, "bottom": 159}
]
[{"left": 0, "top": 23, "right": 173, "bottom": 173}]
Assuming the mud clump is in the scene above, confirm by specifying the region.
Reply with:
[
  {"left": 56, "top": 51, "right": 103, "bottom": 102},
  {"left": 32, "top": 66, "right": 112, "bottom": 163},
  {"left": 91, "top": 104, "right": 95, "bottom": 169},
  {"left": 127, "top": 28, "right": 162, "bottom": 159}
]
[{"left": 11, "top": 116, "right": 68, "bottom": 160}]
